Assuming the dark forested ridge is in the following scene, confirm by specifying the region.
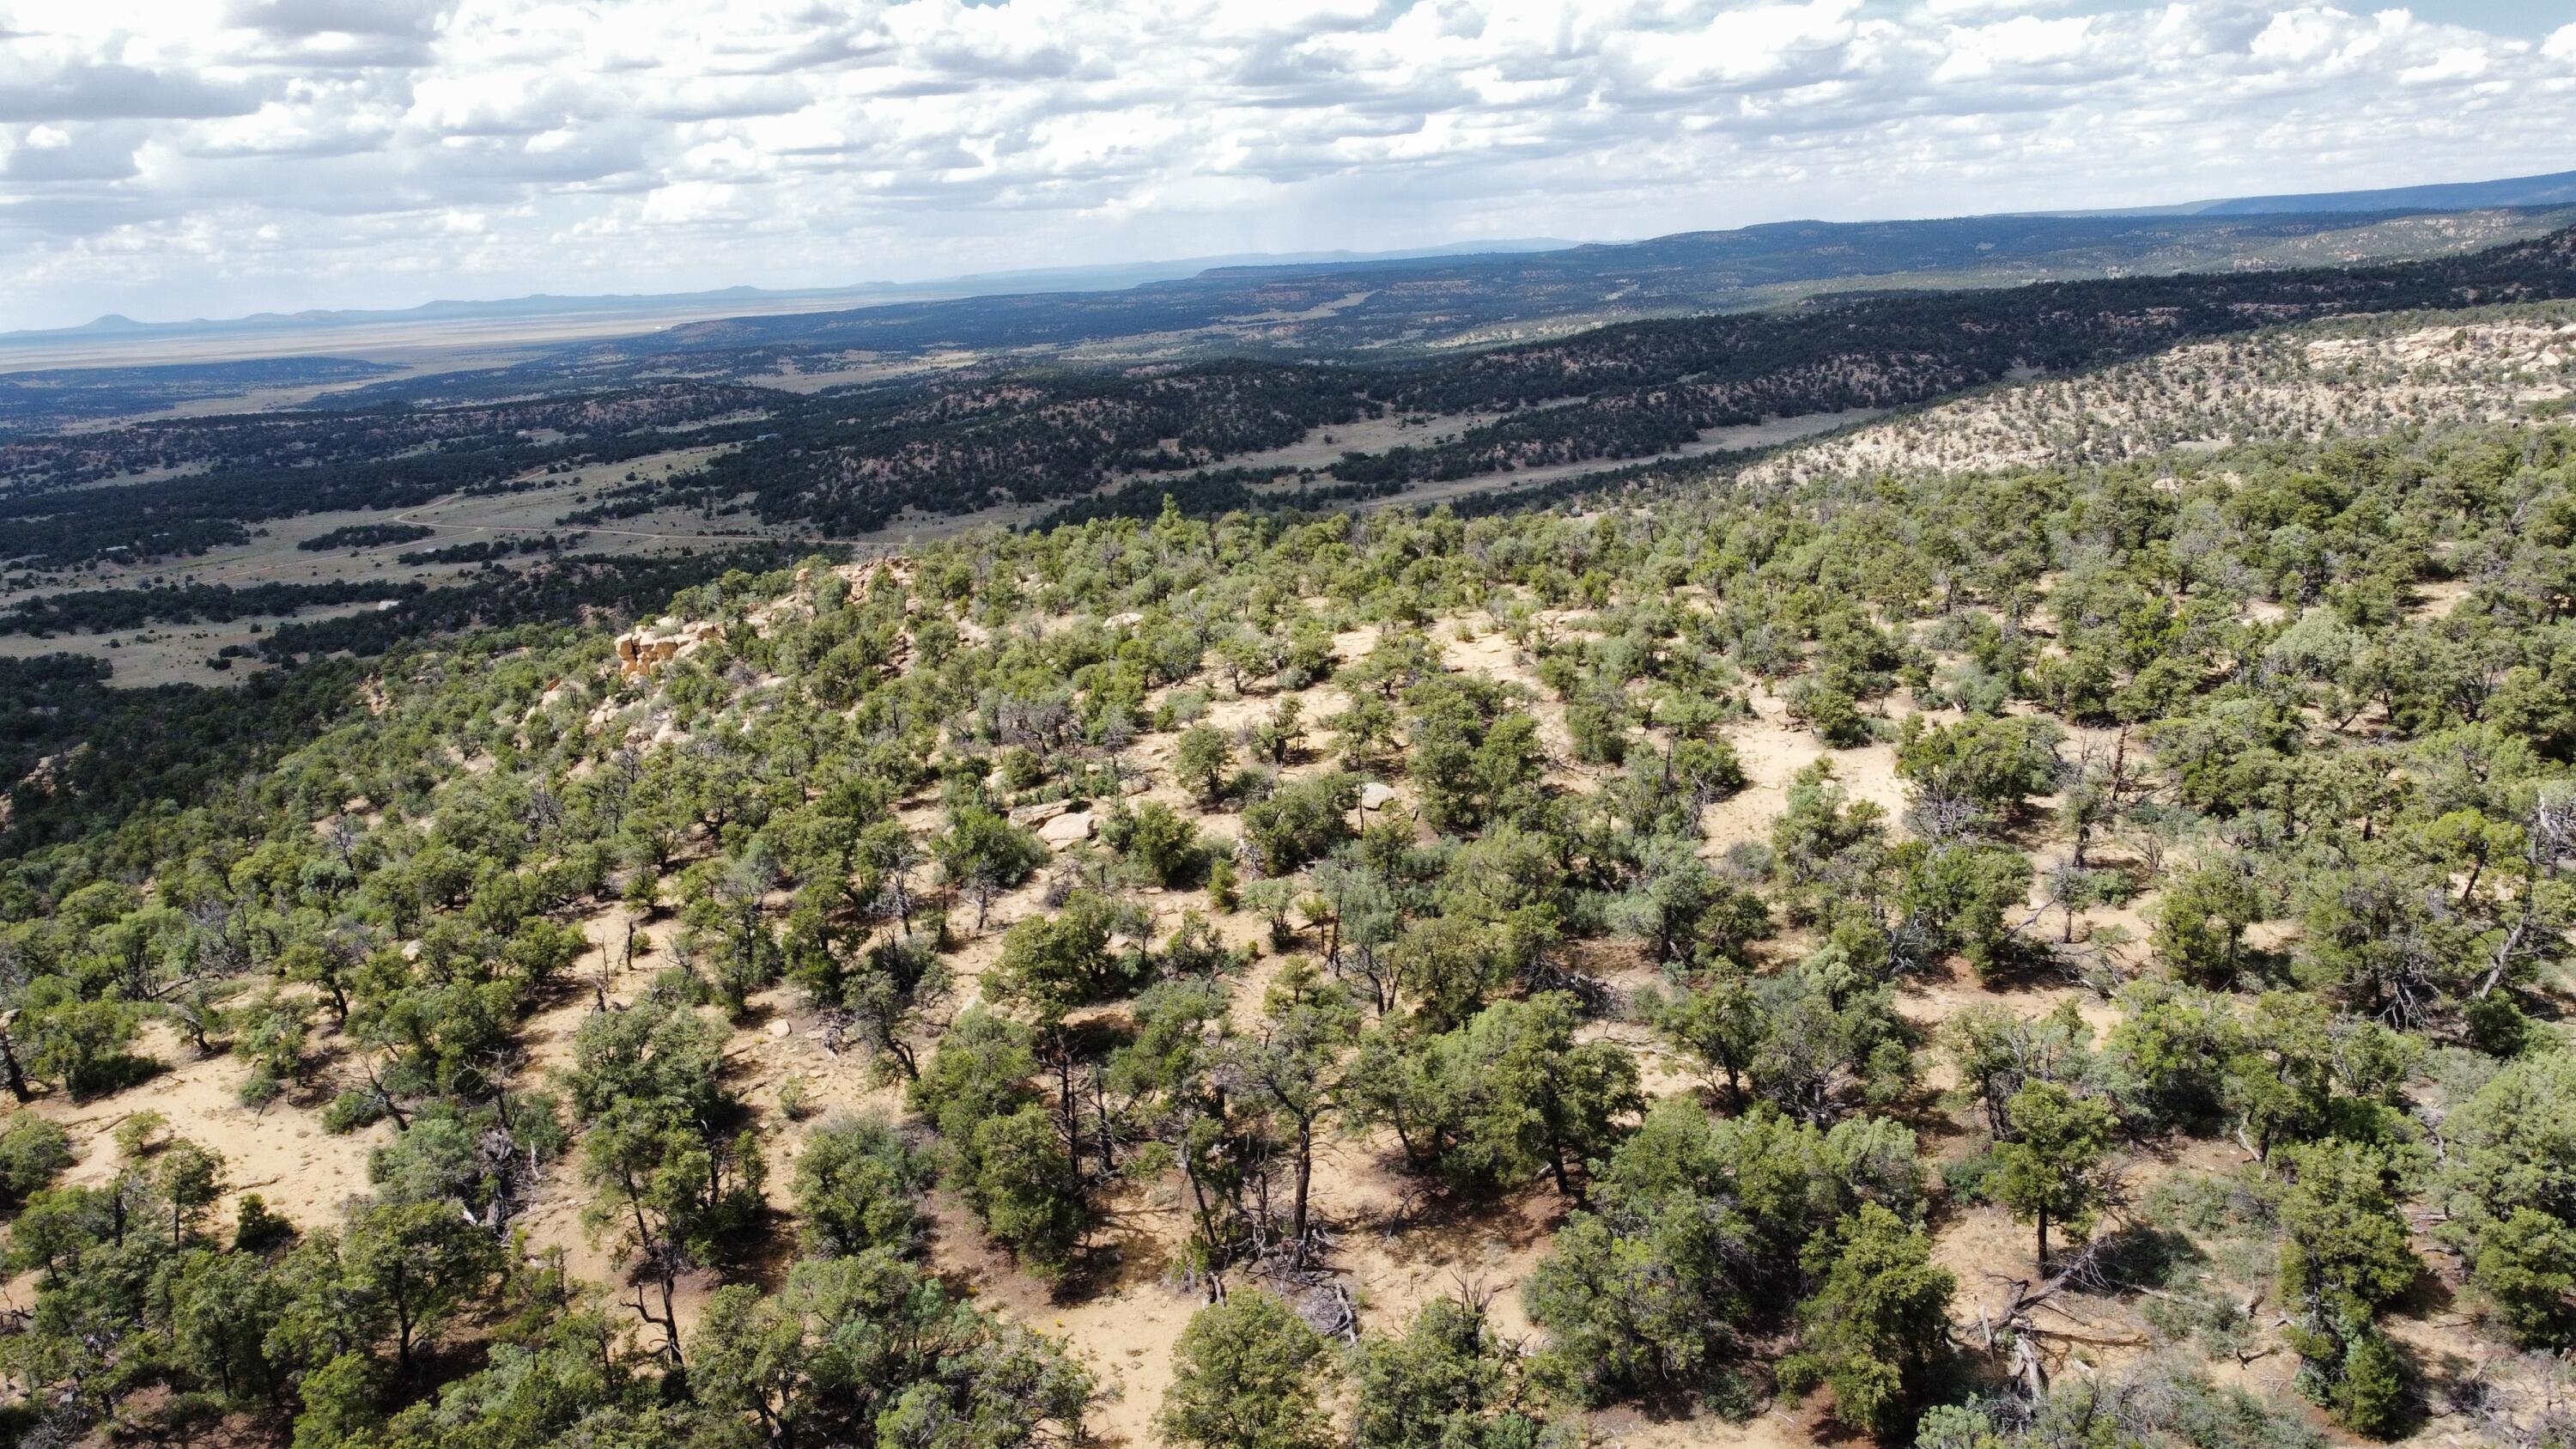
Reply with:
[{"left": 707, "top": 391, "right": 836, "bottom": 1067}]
[
  {"left": 0, "top": 356, "right": 398, "bottom": 435},
  {"left": 14, "top": 191, "right": 2561, "bottom": 403},
  {"left": 10, "top": 225, "right": 2575, "bottom": 579},
  {"left": 300, "top": 524, "right": 436, "bottom": 553},
  {"left": 0, "top": 579, "right": 420, "bottom": 636},
  {"left": 0, "top": 383, "right": 775, "bottom": 566}
]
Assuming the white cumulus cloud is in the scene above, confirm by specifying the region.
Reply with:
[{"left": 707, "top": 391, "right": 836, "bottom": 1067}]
[{"left": 0, "top": 0, "right": 2571, "bottom": 329}]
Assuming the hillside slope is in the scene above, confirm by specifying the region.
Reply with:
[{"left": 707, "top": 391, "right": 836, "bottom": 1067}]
[
  {"left": 4, "top": 302, "right": 2576, "bottom": 1449},
  {"left": 1749, "top": 303, "right": 2576, "bottom": 484}
]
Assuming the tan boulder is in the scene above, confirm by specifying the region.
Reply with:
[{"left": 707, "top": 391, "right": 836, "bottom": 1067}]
[{"left": 1037, "top": 811, "right": 1097, "bottom": 846}]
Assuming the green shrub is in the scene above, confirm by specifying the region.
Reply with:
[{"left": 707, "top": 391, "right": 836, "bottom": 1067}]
[
  {"left": 234, "top": 1193, "right": 295, "bottom": 1252},
  {"left": 1787, "top": 680, "right": 1868, "bottom": 748},
  {"left": 1158, "top": 1290, "right": 1337, "bottom": 1449},
  {"left": 1105, "top": 799, "right": 1206, "bottom": 886},
  {"left": 793, "top": 1113, "right": 934, "bottom": 1259},
  {"left": 0, "top": 1114, "right": 72, "bottom": 1208}
]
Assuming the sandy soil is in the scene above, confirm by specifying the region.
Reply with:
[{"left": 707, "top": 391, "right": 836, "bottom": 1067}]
[
  {"left": 21, "top": 1020, "right": 392, "bottom": 1233},
  {"left": 16, "top": 576, "right": 2533, "bottom": 1447}
]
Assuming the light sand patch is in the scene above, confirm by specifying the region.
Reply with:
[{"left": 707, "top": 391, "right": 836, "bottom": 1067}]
[
  {"left": 26, "top": 1021, "right": 392, "bottom": 1233},
  {"left": 1699, "top": 685, "right": 1907, "bottom": 855},
  {"left": 1752, "top": 307, "right": 2576, "bottom": 484}
]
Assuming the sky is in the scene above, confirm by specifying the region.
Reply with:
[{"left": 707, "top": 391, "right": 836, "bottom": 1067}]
[{"left": 1, "top": 0, "right": 2572, "bottom": 332}]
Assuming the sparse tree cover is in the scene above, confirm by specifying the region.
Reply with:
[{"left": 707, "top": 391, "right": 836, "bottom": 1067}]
[{"left": 9, "top": 293, "right": 2576, "bottom": 1449}]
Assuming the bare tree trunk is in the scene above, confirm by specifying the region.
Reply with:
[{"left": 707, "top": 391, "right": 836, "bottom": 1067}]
[
  {"left": 1290, "top": 1117, "right": 1315, "bottom": 1265},
  {"left": 0, "top": 1024, "right": 29, "bottom": 1102},
  {"left": 631, "top": 1279, "right": 684, "bottom": 1366}
]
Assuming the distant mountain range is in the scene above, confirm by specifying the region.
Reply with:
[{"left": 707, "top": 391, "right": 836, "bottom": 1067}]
[
  {"left": 2064, "top": 167, "right": 2576, "bottom": 218},
  {"left": 386, "top": 203, "right": 2571, "bottom": 394},
  {"left": 0, "top": 240, "right": 1577, "bottom": 350},
  {"left": 7, "top": 167, "right": 2572, "bottom": 382}
]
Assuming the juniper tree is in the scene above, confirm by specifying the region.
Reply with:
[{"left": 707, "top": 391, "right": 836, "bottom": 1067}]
[{"left": 1992, "top": 1081, "right": 2114, "bottom": 1271}]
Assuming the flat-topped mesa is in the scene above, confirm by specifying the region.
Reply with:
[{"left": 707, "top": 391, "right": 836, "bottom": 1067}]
[{"left": 614, "top": 617, "right": 723, "bottom": 678}]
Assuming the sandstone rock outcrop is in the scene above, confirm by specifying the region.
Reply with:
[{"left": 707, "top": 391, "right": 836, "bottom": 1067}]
[{"left": 616, "top": 618, "right": 722, "bottom": 678}]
